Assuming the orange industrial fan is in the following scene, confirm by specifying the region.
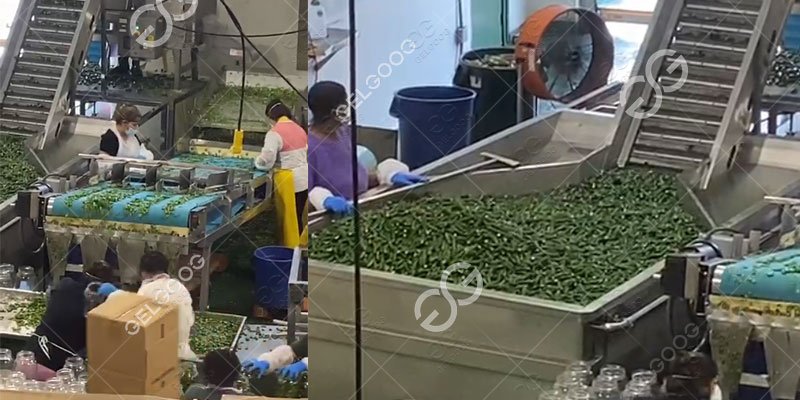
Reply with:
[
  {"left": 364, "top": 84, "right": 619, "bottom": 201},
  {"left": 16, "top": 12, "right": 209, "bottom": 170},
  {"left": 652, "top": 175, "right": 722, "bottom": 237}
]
[{"left": 515, "top": 5, "right": 614, "bottom": 103}]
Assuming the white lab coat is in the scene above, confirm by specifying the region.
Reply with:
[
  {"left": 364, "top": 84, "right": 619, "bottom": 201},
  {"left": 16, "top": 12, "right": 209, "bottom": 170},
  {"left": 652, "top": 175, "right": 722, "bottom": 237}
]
[
  {"left": 137, "top": 274, "right": 197, "bottom": 360},
  {"left": 97, "top": 128, "right": 154, "bottom": 175},
  {"left": 255, "top": 344, "right": 308, "bottom": 373}
]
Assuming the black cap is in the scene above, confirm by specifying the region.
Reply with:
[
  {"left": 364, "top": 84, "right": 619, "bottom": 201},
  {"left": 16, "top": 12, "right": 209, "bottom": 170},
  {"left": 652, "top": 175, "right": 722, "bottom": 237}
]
[{"left": 308, "top": 81, "right": 347, "bottom": 121}]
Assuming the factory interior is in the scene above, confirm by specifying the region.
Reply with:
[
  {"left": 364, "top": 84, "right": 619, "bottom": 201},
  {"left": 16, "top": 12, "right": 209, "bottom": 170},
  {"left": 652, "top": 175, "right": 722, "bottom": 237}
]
[{"left": 4, "top": 0, "right": 800, "bottom": 399}]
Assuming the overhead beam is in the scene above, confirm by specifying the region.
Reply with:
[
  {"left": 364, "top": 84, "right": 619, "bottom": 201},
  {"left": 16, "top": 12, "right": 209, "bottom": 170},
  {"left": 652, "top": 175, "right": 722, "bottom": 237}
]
[{"left": 599, "top": 8, "right": 654, "bottom": 25}]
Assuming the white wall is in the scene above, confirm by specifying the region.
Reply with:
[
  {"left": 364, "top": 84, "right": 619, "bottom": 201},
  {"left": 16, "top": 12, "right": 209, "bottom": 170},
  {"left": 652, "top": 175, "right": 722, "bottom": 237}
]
[{"left": 313, "top": 0, "right": 471, "bottom": 129}]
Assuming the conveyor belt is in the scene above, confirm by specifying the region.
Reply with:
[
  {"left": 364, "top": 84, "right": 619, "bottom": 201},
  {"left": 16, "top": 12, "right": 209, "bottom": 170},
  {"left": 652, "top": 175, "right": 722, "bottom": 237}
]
[
  {"left": 49, "top": 185, "right": 224, "bottom": 229},
  {"left": 167, "top": 153, "right": 267, "bottom": 180},
  {"left": 614, "top": 0, "right": 793, "bottom": 189},
  {"left": 718, "top": 248, "right": 800, "bottom": 303},
  {"left": 46, "top": 152, "right": 266, "bottom": 232}
]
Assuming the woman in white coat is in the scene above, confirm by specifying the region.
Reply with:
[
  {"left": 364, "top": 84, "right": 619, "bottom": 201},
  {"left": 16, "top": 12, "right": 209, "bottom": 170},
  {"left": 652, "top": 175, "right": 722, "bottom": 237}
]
[{"left": 99, "top": 104, "right": 154, "bottom": 160}]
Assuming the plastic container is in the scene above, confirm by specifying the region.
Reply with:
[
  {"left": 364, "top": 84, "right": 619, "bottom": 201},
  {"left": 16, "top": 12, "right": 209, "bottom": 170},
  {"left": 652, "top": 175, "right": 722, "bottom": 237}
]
[
  {"left": 253, "top": 246, "right": 295, "bottom": 310},
  {"left": 357, "top": 145, "right": 378, "bottom": 174},
  {"left": 454, "top": 48, "right": 530, "bottom": 143},
  {"left": 390, "top": 86, "right": 476, "bottom": 169},
  {"left": 16, "top": 266, "right": 35, "bottom": 291}
]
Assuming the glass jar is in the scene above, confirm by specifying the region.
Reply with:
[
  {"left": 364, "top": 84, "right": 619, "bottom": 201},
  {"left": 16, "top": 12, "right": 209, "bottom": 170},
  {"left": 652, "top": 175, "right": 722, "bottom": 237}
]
[
  {"left": 67, "top": 382, "right": 85, "bottom": 393},
  {"left": 567, "top": 386, "right": 592, "bottom": 400},
  {"left": 565, "top": 361, "right": 593, "bottom": 386},
  {"left": 46, "top": 377, "right": 64, "bottom": 392},
  {"left": 5, "top": 371, "right": 25, "bottom": 391},
  {"left": 630, "top": 369, "right": 660, "bottom": 396},
  {"left": 0, "top": 271, "right": 14, "bottom": 289},
  {"left": 16, "top": 266, "right": 35, "bottom": 291},
  {"left": 0, "top": 348, "right": 13, "bottom": 370},
  {"left": 64, "top": 356, "right": 85, "bottom": 379},
  {"left": 56, "top": 368, "right": 74, "bottom": 384},
  {"left": 23, "top": 380, "right": 40, "bottom": 392},
  {"left": 14, "top": 350, "right": 38, "bottom": 379},
  {"left": 541, "top": 389, "right": 563, "bottom": 400},
  {"left": 630, "top": 370, "right": 656, "bottom": 385},
  {"left": 600, "top": 364, "right": 628, "bottom": 390},
  {"left": 593, "top": 379, "right": 622, "bottom": 400},
  {"left": 622, "top": 381, "right": 654, "bottom": 400},
  {"left": 555, "top": 371, "right": 587, "bottom": 395}
]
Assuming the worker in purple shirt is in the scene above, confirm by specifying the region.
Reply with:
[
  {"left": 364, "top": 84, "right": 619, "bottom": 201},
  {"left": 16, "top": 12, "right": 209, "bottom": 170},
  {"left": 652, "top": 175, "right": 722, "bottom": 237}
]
[{"left": 308, "top": 81, "right": 427, "bottom": 215}]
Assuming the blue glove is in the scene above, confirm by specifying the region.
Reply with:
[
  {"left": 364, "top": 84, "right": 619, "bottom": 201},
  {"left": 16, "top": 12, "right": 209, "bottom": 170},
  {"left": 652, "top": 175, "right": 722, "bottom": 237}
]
[
  {"left": 97, "top": 283, "right": 118, "bottom": 297},
  {"left": 279, "top": 360, "right": 308, "bottom": 380},
  {"left": 242, "top": 359, "right": 270, "bottom": 377},
  {"left": 391, "top": 172, "right": 428, "bottom": 187},
  {"left": 323, "top": 196, "right": 354, "bottom": 215}
]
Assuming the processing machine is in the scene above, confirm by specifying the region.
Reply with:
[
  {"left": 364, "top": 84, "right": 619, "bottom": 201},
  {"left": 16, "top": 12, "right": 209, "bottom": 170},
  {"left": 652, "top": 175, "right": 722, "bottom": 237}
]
[
  {"left": 0, "top": 0, "right": 302, "bottom": 312},
  {"left": 308, "top": 0, "right": 800, "bottom": 399},
  {"left": 13, "top": 138, "right": 271, "bottom": 310},
  {"left": 661, "top": 195, "right": 800, "bottom": 400}
]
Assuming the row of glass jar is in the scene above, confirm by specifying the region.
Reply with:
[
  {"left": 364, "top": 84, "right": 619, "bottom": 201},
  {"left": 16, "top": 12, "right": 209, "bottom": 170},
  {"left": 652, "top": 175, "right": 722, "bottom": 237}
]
[
  {"left": 0, "top": 349, "right": 86, "bottom": 392},
  {"left": 0, "top": 264, "right": 36, "bottom": 290},
  {"left": 541, "top": 361, "right": 660, "bottom": 400},
  {"left": 0, "top": 371, "right": 86, "bottom": 393}
]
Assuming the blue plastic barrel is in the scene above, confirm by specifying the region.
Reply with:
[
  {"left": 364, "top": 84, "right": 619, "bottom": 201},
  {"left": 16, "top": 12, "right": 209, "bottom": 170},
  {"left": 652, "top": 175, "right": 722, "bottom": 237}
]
[
  {"left": 390, "top": 86, "right": 477, "bottom": 169},
  {"left": 253, "top": 246, "right": 295, "bottom": 310}
]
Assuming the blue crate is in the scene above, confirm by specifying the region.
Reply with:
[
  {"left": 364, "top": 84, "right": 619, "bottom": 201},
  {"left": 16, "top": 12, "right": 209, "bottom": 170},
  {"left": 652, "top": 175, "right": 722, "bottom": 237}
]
[
  {"left": 785, "top": 14, "right": 800, "bottom": 50},
  {"left": 87, "top": 40, "right": 104, "bottom": 63}
]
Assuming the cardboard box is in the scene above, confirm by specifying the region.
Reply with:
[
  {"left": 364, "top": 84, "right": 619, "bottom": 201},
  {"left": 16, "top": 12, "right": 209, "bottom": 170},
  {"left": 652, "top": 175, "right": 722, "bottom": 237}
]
[
  {"left": 222, "top": 396, "right": 308, "bottom": 400},
  {"left": 86, "top": 291, "right": 180, "bottom": 398},
  {"left": 88, "top": 367, "right": 181, "bottom": 399}
]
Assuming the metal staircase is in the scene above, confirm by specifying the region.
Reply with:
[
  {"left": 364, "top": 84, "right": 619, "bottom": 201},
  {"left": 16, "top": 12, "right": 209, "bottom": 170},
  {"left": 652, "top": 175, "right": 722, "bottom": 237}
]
[
  {"left": 0, "top": 0, "right": 100, "bottom": 149},
  {"left": 612, "top": 0, "right": 793, "bottom": 189}
]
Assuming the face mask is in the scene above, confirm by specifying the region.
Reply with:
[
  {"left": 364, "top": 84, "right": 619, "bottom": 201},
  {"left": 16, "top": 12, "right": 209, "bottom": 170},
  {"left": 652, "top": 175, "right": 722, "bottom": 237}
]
[{"left": 127, "top": 128, "right": 139, "bottom": 137}]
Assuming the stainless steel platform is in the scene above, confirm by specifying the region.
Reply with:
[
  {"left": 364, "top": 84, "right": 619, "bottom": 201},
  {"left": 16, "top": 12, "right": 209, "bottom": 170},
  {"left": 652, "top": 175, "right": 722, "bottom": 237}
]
[{"left": 308, "top": 103, "right": 800, "bottom": 399}]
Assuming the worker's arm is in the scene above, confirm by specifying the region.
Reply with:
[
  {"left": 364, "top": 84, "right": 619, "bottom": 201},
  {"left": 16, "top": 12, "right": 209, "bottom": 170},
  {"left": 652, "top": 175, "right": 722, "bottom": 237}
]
[
  {"left": 251, "top": 344, "right": 296, "bottom": 373},
  {"left": 255, "top": 130, "right": 283, "bottom": 171},
  {"left": 134, "top": 136, "right": 154, "bottom": 160},
  {"left": 377, "top": 158, "right": 428, "bottom": 187},
  {"left": 138, "top": 145, "right": 154, "bottom": 160}
]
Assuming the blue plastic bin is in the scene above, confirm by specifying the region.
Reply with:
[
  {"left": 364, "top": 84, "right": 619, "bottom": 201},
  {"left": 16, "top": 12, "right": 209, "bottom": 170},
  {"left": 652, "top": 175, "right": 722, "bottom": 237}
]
[
  {"left": 253, "top": 246, "right": 295, "bottom": 310},
  {"left": 390, "top": 86, "right": 477, "bottom": 169}
]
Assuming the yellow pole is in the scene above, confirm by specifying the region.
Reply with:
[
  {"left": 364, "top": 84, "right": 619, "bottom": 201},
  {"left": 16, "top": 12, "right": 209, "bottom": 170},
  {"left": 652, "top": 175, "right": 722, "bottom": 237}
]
[
  {"left": 274, "top": 169, "right": 300, "bottom": 247},
  {"left": 230, "top": 129, "right": 244, "bottom": 155}
]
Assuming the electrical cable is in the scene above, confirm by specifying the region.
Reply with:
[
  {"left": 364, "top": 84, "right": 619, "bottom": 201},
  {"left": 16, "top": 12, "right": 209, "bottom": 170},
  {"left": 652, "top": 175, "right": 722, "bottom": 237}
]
[
  {"left": 172, "top": 24, "right": 304, "bottom": 38},
  {"left": 500, "top": 0, "right": 506, "bottom": 46},
  {"left": 347, "top": 0, "right": 363, "bottom": 398},
  {"left": 217, "top": 0, "right": 308, "bottom": 104},
  {"left": 217, "top": 0, "right": 247, "bottom": 129}
]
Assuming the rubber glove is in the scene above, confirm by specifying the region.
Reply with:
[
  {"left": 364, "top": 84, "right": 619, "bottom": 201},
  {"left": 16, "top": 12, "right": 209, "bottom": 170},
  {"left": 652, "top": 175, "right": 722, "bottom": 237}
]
[
  {"left": 279, "top": 360, "right": 308, "bottom": 380},
  {"left": 323, "top": 196, "right": 354, "bottom": 215},
  {"left": 391, "top": 172, "right": 428, "bottom": 187},
  {"left": 97, "top": 283, "right": 118, "bottom": 297},
  {"left": 242, "top": 359, "right": 270, "bottom": 377}
]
